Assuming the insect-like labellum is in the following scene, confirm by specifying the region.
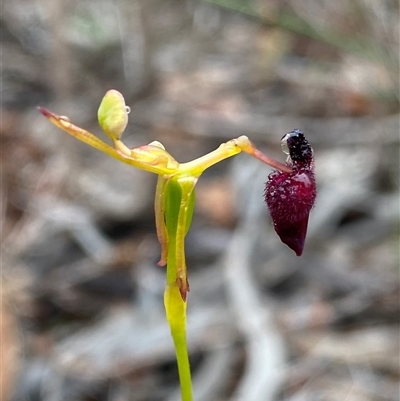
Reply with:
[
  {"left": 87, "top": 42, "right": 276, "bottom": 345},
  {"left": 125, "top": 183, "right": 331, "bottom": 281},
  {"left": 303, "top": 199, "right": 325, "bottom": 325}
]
[{"left": 265, "top": 129, "right": 316, "bottom": 256}]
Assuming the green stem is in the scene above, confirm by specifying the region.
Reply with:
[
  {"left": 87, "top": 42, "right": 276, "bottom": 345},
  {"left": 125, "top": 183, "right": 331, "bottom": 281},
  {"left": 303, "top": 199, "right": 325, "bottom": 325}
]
[
  {"left": 155, "top": 176, "right": 169, "bottom": 266},
  {"left": 173, "top": 332, "right": 192, "bottom": 401},
  {"left": 164, "top": 176, "right": 195, "bottom": 401},
  {"left": 164, "top": 250, "right": 193, "bottom": 401}
]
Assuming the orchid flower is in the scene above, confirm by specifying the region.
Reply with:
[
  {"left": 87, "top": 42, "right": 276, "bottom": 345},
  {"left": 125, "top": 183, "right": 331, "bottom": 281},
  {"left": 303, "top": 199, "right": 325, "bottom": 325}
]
[
  {"left": 265, "top": 129, "right": 316, "bottom": 256},
  {"left": 38, "top": 90, "right": 315, "bottom": 401}
]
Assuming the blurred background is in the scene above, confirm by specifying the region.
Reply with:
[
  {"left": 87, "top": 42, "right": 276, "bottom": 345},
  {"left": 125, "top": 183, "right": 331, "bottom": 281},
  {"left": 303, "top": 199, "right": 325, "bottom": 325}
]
[{"left": 1, "top": 0, "right": 399, "bottom": 400}]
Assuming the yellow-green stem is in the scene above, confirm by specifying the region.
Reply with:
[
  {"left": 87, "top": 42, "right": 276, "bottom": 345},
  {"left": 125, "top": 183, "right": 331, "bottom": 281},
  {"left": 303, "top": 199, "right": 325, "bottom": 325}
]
[
  {"left": 163, "top": 178, "right": 195, "bottom": 401},
  {"left": 173, "top": 326, "right": 192, "bottom": 401},
  {"left": 164, "top": 243, "right": 193, "bottom": 401}
]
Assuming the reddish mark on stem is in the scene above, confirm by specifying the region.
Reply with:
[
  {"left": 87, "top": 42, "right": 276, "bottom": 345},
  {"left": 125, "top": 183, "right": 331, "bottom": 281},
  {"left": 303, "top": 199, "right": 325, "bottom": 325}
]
[{"left": 177, "top": 277, "right": 190, "bottom": 301}]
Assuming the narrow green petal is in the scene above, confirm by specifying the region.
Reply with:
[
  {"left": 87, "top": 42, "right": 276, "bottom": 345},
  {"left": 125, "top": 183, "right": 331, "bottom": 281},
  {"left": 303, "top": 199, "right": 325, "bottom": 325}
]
[
  {"left": 179, "top": 137, "right": 244, "bottom": 176},
  {"left": 155, "top": 176, "right": 169, "bottom": 266},
  {"left": 38, "top": 107, "right": 180, "bottom": 175},
  {"left": 38, "top": 107, "right": 131, "bottom": 161}
]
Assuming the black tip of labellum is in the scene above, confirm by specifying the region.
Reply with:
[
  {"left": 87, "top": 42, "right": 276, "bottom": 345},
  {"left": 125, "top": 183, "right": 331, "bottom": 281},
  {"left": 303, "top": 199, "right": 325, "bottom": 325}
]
[{"left": 282, "top": 129, "right": 313, "bottom": 167}]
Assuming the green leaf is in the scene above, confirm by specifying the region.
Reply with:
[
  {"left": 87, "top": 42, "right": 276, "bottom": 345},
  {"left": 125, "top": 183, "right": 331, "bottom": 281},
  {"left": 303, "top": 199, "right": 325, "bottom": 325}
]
[
  {"left": 164, "top": 176, "right": 196, "bottom": 239},
  {"left": 165, "top": 177, "right": 182, "bottom": 239}
]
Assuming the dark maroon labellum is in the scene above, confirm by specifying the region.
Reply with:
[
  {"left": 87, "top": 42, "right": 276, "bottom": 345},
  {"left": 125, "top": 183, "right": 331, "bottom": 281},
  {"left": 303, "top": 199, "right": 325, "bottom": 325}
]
[{"left": 265, "top": 129, "right": 316, "bottom": 256}]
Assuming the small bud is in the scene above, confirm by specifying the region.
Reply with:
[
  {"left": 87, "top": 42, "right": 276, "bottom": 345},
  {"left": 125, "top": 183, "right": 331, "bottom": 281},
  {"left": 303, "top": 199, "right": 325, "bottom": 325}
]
[
  {"left": 265, "top": 130, "right": 316, "bottom": 256},
  {"left": 98, "top": 90, "right": 129, "bottom": 141}
]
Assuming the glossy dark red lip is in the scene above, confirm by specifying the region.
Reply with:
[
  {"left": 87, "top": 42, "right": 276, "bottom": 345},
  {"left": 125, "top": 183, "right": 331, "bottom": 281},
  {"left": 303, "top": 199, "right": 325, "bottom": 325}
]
[{"left": 265, "top": 129, "right": 316, "bottom": 256}]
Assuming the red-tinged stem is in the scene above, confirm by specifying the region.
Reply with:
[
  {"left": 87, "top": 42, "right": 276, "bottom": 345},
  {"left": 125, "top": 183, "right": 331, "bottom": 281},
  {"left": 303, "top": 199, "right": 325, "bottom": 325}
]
[
  {"left": 232, "top": 135, "right": 292, "bottom": 173},
  {"left": 249, "top": 148, "right": 292, "bottom": 173}
]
